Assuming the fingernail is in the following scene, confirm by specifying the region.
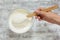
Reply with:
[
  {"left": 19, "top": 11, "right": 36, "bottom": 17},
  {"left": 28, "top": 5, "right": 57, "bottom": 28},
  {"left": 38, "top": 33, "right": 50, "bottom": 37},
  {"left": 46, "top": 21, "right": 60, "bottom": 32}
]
[{"left": 35, "top": 16, "right": 38, "bottom": 19}]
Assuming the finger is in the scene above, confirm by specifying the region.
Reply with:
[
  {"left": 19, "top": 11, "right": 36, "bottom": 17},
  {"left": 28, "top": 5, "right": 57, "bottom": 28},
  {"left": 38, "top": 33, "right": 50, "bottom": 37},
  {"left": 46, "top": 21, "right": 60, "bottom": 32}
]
[
  {"left": 35, "top": 9, "right": 48, "bottom": 14},
  {"left": 35, "top": 10, "right": 46, "bottom": 15},
  {"left": 35, "top": 10, "right": 40, "bottom": 14},
  {"left": 35, "top": 7, "right": 47, "bottom": 14},
  {"left": 37, "top": 7, "right": 45, "bottom": 11},
  {"left": 35, "top": 16, "right": 40, "bottom": 19},
  {"left": 35, "top": 16, "right": 38, "bottom": 19},
  {"left": 37, "top": 17, "right": 40, "bottom": 19},
  {"left": 38, "top": 18, "right": 41, "bottom": 21},
  {"left": 37, "top": 17, "right": 41, "bottom": 21}
]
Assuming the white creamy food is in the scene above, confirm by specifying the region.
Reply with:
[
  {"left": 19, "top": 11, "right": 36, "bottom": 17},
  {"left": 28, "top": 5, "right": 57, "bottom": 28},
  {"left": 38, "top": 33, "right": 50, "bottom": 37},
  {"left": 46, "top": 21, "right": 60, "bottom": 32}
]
[{"left": 12, "top": 13, "right": 32, "bottom": 28}]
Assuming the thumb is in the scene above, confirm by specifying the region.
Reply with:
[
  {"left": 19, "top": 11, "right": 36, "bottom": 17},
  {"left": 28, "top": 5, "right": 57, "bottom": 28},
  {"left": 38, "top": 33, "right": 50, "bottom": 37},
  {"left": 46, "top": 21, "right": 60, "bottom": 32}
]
[{"left": 36, "top": 10, "right": 47, "bottom": 15}]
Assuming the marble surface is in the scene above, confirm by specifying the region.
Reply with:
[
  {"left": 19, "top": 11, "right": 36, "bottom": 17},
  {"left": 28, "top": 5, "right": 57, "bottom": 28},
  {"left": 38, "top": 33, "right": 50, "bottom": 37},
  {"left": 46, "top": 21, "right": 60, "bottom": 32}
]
[{"left": 0, "top": 0, "right": 60, "bottom": 40}]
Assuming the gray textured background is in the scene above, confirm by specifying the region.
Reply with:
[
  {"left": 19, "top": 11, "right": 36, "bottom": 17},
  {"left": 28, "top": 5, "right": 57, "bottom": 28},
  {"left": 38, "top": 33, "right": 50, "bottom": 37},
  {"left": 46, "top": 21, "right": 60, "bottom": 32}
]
[{"left": 0, "top": 0, "right": 60, "bottom": 40}]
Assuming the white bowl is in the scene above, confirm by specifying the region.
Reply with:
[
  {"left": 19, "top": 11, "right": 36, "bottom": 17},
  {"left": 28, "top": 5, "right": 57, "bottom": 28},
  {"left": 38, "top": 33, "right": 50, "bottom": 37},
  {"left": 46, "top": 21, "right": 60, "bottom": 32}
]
[{"left": 9, "top": 9, "right": 32, "bottom": 33}]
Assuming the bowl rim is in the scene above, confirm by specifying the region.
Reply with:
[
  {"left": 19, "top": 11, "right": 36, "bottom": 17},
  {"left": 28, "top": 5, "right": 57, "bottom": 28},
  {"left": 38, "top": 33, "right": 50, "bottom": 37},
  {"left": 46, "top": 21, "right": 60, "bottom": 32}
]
[{"left": 8, "top": 9, "right": 33, "bottom": 34}]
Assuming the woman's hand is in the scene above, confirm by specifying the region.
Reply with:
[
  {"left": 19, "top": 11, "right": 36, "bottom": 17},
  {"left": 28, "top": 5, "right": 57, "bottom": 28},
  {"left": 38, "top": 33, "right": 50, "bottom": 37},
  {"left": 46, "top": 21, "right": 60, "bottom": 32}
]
[
  {"left": 35, "top": 7, "right": 60, "bottom": 25},
  {"left": 35, "top": 7, "right": 52, "bottom": 20}
]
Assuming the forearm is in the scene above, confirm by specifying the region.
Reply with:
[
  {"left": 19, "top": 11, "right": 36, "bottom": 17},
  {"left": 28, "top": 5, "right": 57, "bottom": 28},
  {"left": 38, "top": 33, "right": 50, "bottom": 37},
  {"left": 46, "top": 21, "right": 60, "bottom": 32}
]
[
  {"left": 43, "top": 13, "right": 60, "bottom": 25},
  {"left": 52, "top": 14, "right": 60, "bottom": 25}
]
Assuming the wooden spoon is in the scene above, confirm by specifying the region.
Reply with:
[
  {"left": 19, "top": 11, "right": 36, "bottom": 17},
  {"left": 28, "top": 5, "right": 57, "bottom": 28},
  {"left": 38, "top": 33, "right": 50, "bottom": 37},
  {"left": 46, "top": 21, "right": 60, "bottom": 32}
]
[{"left": 27, "top": 5, "right": 58, "bottom": 17}]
